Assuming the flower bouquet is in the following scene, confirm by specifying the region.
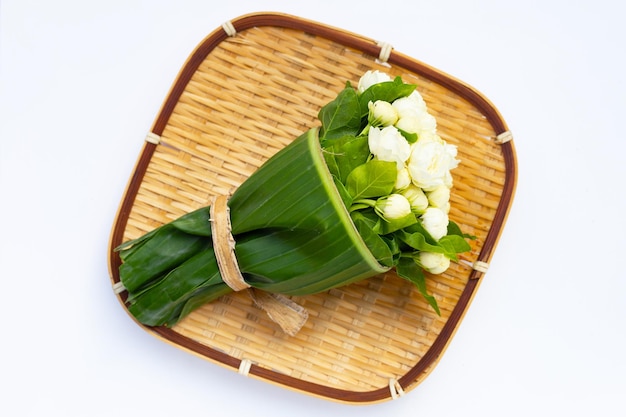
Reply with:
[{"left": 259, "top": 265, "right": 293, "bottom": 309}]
[{"left": 116, "top": 70, "right": 472, "bottom": 335}]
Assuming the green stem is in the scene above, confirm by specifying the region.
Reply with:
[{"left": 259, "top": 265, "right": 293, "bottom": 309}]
[{"left": 349, "top": 198, "right": 376, "bottom": 212}]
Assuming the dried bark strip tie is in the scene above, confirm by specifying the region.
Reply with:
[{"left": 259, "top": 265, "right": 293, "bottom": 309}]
[
  {"left": 209, "top": 195, "right": 308, "bottom": 335},
  {"left": 247, "top": 288, "right": 309, "bottom": 337},
  {"left": 210, "top": 195, "right": 250, "bottom": 292}
]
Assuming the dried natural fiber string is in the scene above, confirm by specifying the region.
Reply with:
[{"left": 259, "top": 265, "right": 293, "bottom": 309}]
[
  {"left": 473, "top": 261, "right": 489, "bottom": 274},
  {"left": 238, "top": 358, "right": 253, "bottom": 376},
  {"left": 388, "top": 379, "right": 405, "bottom": 400},
  {"left": 495, "top": 130, "right": 513, "bottom": 144},
  {"left": 221, "top": 20, "right": 237, "bottom": 37},
  {"left": 112, "top": 281, "right": 126, "bottom": 295},
  {"left": 209, "top": 195, "right": 308, "bottom": 335},
  {"left": 145, "top": 132, "right": 161, "bottom": 145},
  {"left": 376, "top": 41, "right": 393, "bottom": 62}
]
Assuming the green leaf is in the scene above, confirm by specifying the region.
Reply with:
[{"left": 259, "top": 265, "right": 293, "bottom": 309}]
[
  {"left": 374, "top": 213, "right": 418, "bottom": 235},
  {"left": 446, "top": 220, "right": 463, "bottom": 237},
  {"left": 346, "top": 160, "right": 397, "bottom": 200},
  {"left": 398, "top": 226, "right": 471, "bottom": 261},
  {"left": 318, "top": 84, "right": 362, "bottom": 141},
  {"left": 438, "top": 234, "right": 471, "bottom": 255},
  {"left": 396, "top": 229, "right": 444, "bottom": 254},
  {"left": 381, "top": 234, "right": 401, "bottom": 259},
  {"left": 322, "top": 146, "right": 341, "bottom": 179},
  {"left": 396, "top": 257, "right": 440, "bottom": 315},
  {"left": 170, "top": 207, "right": 213, "bottom": 236},
  {"left": 119, "top": 228, "right": 211, "bottom": 293},
  {"left": 351, "top": 211, "right": 394, "bottom": 267},
  {"left": 402, "top": 220, "right": 439, "bottom": 244},
  {"left": 436, "top": 237, "right": 460, "bottom": 262},
  {"left": 118, "top": 205, "right": 213, "bottom": 253},
  {"left": 174, "top": 283, "right": 232, "bottom": 325},
  {"left": 322, "top": 135, "right": 370, "bottom": 183},
  {"left": 351, "top": 207, "right": 380, "bottom": 228},
  {"left": 332, "top": 174, "right": 353, "bottom": 209},
  {"left": 349, "top": 202, "right": 372, "bottom": 212},
  {"left": 448, "top": 220, "right": 476, "bottom": 240},
  {"left": 358, "top": 76, "right": 416, "bottom": 117},
  {"left": 396, "top": 127, "right": 418, "bottom": 144},
  {"left": 126, "top": 248, "right": 226, "bottom": 326}
]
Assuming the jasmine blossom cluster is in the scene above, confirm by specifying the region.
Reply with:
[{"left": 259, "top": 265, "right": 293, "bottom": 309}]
[
  {"left": 358, "top": 70, "right": 460, "bottom": 272},
  {"left": 318, "top": 70, "right": 473, "bottom": 313}
]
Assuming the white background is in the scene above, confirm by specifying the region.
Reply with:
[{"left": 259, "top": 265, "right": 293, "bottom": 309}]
[{"left": 1, "top": 1, "right": 625, "bottom": 416}]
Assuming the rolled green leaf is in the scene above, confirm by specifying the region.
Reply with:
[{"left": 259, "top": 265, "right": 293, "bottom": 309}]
[{"left": 117, "top": 128, "right": 390, "bottom": 326}]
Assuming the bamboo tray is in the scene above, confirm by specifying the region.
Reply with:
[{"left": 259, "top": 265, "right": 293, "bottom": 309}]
[{"left": 108, "top": 12, "right": 517, "bottom": 404}]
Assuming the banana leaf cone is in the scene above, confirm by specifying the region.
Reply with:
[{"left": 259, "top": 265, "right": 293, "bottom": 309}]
[{"left": 116, "top": 128, "right": 390, "bottom": 327}]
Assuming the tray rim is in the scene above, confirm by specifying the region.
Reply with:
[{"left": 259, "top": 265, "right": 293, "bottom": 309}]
[{"left": 107, "top": 11, "right": 518, "bottom": 404}]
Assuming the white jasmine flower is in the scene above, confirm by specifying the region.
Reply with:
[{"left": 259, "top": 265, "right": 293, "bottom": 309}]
[
  {"left": 392, "top": 92, "right": 436, "bottom": 136},
  {"left": 426, "top": 185, "right": 451, "bottom": 211},
  {"left": 395, "top": 111, "right": 437, "bottom": 136},
  {"left": 415, "top": 131, "right": 443, "bottom": 145},
  {"left": 420, "top": 207, "right": 449, "bottom": 240},
  {"left": 418, "top": 252, "right": 450, "bottom": 274},
  {"left": 408, "top": 137, "right": 459, "bottom": 191},
  {"left": 395, "top": 167, "right": 412, "bottom": 191},
  {"left": 401, "top": 184, "right": 429, "bottom": 214},
  {"left": 358, "top": 70, "right": 391, "bottom": 93},
  {"left": 392, "top": 91, "right": 427, "bottom": 115},
  {"left": 368, "top": 100, "right": 398, "bottom": 127},
  {"left": 376, "top": 194, "right": 412, "bottom": 220},
  {"left": 368, "top": 126, "right": 411, "bottom": 169}
]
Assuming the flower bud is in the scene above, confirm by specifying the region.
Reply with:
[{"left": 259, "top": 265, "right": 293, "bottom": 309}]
[
  {"left": 394, "top": 167, "right": 411, "bottom": 191},
  {"left": 368, "top": 100, "right": 398, "bottom": 127},
  {"left": 426, "top": 185, "right": 451, "bottom": 210},
  {"left": 376, "top": 194, "right": 412, "bottom": 220},
  {"left": 420, "top": 207, "right": 448, "bottom": 241},
  {"left": 395, "top": 111, "right": 437, "bottom": 136},
  {"left": 358, "top": 70, "right": 391, "bottom": 93},
  {"left": 418, "top": 252, "right": 450, "bottom": 274},
  {"left": 401, "top": 184, "right": 429, "bottom": 214}
]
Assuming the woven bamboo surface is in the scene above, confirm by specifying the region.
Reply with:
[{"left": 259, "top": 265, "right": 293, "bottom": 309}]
[{"left": 108, "top": 12, "right": 516, "bottom": 404}]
